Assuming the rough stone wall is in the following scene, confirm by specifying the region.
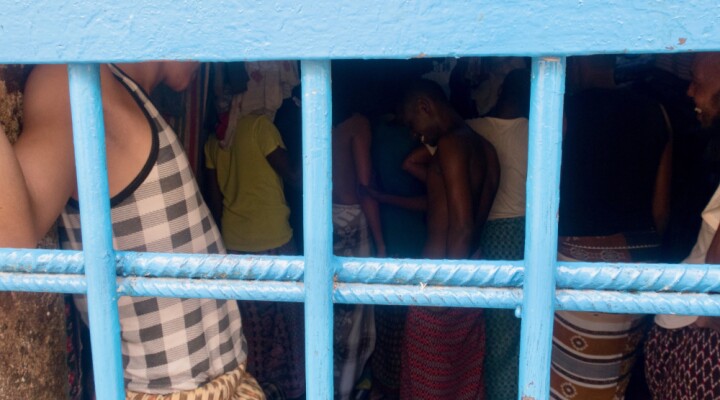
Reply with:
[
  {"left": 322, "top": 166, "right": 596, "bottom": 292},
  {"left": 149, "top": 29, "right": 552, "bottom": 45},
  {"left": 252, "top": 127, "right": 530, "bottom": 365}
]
[{"left": 0, "top": 65, "right": 69, "bottom": 400}]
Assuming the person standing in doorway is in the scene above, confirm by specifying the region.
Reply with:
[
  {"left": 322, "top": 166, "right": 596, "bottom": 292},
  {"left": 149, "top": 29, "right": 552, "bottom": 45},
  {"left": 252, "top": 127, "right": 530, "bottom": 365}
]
[
  {"left": 645, "top": 51, "right": 720, "bottom": 400},
  {"left": 398, "top": 79, "right": 499, "bottom": 400}
]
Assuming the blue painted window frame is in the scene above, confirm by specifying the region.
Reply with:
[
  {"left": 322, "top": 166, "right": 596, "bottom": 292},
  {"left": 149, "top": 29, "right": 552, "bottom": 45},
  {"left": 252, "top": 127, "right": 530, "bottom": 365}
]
[{"left": 1, "top": 2, "right": 720, "bottom": 399}]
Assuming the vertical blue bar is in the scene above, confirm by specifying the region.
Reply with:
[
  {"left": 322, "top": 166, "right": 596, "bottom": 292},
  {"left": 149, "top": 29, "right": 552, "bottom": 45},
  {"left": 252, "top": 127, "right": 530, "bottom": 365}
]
[
  {"left": 518, "top": 57, "right": 566, "bottom": 400},
  {"left": 67, "top": 64, "right": 124, "bottom": 400},
  {"left": 301, "top": 60, "right": 334, "bottom": 399}
]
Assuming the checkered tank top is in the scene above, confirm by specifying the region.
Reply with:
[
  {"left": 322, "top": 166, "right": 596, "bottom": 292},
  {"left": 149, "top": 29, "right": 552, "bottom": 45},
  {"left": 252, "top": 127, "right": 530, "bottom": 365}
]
[{"left": 59, "top": 64, "right": 247, "bottom": 394}]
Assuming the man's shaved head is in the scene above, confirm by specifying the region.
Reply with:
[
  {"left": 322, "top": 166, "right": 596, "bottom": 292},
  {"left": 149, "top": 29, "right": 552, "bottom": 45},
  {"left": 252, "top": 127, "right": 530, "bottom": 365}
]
[
  {"left": 399, "top": 79, "right": 451, "bottom": 143},
  {"left": 688, "top": 52, "right": 720, "bottom": 128},
  {"left": 402, "top": 79, "right": 449, "bottom": 107}
]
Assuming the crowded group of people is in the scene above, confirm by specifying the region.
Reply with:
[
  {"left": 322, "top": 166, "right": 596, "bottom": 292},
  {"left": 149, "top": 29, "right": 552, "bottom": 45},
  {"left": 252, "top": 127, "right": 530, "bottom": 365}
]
[{"left": 0, "top": 51, "right": 719, "bottom": 400}]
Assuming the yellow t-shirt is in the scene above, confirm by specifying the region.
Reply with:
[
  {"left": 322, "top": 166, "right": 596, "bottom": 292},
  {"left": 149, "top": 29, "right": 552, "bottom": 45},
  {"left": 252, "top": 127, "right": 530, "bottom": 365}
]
[{"left": 205, "top": 114, "right": 292, "bottom": 252}]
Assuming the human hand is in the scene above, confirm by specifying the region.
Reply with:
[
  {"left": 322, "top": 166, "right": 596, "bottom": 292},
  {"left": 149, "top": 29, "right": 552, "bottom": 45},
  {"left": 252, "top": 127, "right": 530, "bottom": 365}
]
[
  {"left": 358, "top": 184, "right": 383, "bottom": 200},
  {"left": 375, "top": 243, "right": 387, "bottom": 258}
]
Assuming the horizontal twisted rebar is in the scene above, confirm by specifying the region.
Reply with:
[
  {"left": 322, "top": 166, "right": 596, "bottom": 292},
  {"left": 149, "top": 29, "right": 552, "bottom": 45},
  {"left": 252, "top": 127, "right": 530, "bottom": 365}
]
[
  {"left": 119, "top": 251, "right": 305, "bottom": 280},
  {"left": 338, "top": 257, "right": 523, "bottom": 287},
  {"left": 4, "top": 249, "right": 720, "bottom": 299},
  {"left": 556, "top": 261, "right": 720, "bottom": 293},
  {"left": 0, "top": 249, "right": 84, "bottom": 274},
  {"left": 334, "top": 283, "right": 522, "bottom": 308},
  {"left": 0, "top": 272, "right": 86, "bottom": 294},
  {"left": 118, "top": 277, "right": 305, "bottom": 302},
  {"left": 557, "top": 289, "right": 720, "bottom": 316}
]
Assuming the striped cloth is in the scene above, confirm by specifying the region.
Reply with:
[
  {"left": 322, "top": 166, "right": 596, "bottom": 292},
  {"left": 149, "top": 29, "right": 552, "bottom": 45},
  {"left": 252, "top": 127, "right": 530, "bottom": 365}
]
[
  {"left": 551, "top": 232, "right": 659, "bottom": 400},
  {"left": 126, "top": 365, "right": 265, "bottom": 400},
  {"left": 551, "top": 311, "right": 647, "bottom": 399}
]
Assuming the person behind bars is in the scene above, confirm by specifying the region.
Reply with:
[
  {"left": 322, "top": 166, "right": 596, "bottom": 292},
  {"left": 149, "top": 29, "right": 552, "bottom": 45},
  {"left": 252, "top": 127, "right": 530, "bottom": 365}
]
[
  {"left": 397, "top": 79, "right": 499, "bottom": 400},
  {"left": 0, "top": 62, "right": 263, "bottom": 399}
]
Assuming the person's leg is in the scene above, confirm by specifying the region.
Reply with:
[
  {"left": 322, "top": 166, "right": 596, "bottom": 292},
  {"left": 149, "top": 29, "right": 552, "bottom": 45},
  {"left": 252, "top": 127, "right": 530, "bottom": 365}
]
[
  {"left": 645, "top": 324, "right": 720, "bottom": 400},
  {"left": 332, "top": 205, "right": 376, "bottom": 399},
  {"left": 235, "top": 239, "right": 305, "bottom": 400},
  {"left": 478, "top": 217, "right": 524, "bottom": 400},
  {"left": 399, "top": 307, "right": 485, "bottom": 400}
]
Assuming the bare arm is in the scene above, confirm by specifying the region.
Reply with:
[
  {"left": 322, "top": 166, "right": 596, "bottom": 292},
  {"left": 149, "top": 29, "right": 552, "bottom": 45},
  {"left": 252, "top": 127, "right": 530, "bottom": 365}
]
[
  {"left": 402, "top": 145, "right": 433, "bottom": 182},
  {"left": 471, "top": 142, "right": 500, "bottom": 257},
  {"left": 438, "top": 136, "right": 474, "bottom": 259},
  {"left": 204, "top": 166, "right": 224, "bottom": 230},
  {"left": 1, "top": 65, "right": 77, "bottom": 246},
  {"left": 266, "top": 146, "right": 302, "bottom": 190},
  {"left": 351, "top": 115, "right": 386, "bottom": 257},
  {"left": 363, "top": 185, "right": 427, "bottom": 211},
  {"left": 652, "top": 140, "right": 672, "bottom": 236},
  {"left": 0, "top": 129, "right": 36, "bottom": 247}
]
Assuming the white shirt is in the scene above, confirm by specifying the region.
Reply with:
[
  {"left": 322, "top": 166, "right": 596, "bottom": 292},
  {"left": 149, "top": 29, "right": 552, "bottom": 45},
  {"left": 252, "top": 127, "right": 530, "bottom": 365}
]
[
  {"left": 466, "top": 117, "right": 528, "bottom": 220},
  {"left": 655, "top": 183, "right": 720, "bottom": 329}
]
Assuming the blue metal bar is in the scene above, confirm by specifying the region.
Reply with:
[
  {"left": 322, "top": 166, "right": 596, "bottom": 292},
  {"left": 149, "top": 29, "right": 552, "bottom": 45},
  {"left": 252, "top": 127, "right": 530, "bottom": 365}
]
[
  {"left": 0, "top": 273, "right": 86, "bottom": 293},
  {"left": 119, "top": 278, "right": 305, "bottom": 302},
  {"left": 557, "top": 290, "right": 720, "bottom": 316},
  {"left": 0, "top": 249, "right": 85, "bottom": 274},
  {"left": 556, "top": 261, "right": 720, "bottom": 292},
  {"left": 338, "top": 257, "right": 523, "bottom": 287},
  {"left": 8, "top": 248, "right": 720, "bottom": 294},
  {"left": 335, "top": 284, "right": 522, "bottom": 308},
  {"left": 301, "top": 60, "right": 334, "bottom": 400},
  {"left": 518, "top": 56, "right": 566, "bottom": 400},
  {"left": 67, "top": 64, "right": 124, "bottom": 400},
  {"left": 2, "top": 1, "right": 720, "bottom": 63},
  {"left": 6, "top": 267, "right": 720, "bottom": 317},
  {"left": 119, "top": 252, "right": 304, "bottom": 280}
]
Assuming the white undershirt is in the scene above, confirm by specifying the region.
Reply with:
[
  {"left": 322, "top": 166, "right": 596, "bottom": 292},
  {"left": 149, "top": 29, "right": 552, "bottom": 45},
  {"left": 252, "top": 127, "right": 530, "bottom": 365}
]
[{"left": 655, "top": 183, "right": 720, "bottom": 329}]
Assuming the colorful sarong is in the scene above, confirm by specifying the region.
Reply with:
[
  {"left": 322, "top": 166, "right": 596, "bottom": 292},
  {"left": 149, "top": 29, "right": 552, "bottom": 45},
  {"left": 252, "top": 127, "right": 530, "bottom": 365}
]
[
  {"left": 552, "top": 232, "right": 659, "bottom": 400},
  {"left": 400, "top": 307, "right": 485, "bottom": 400},
  {"left": 478, "top": 217, "right": 525, "bottom": 400},
  {"left": 332, "top": 204, "right": 376, "bottom": 400},
  {"left": 333, "top": 203, "right": 372, "bottom": 257},
  {"left": 645, "top": 324, "right": 720, "bottom": 400},
  {"left": 233, "top": 240, "right": 305, "bottom": 400},
  {"left": 126, "top": 365, "right": 265, "bottom": 400},
  {"left": 370, "top": 305, "right": 407, "bottom": 398}
]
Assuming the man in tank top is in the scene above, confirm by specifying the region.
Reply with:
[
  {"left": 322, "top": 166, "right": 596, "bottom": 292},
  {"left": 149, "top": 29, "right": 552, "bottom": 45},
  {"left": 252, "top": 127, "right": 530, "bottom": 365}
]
[{"left": 0, "top": 62, "right": 263, "bottom": 399}]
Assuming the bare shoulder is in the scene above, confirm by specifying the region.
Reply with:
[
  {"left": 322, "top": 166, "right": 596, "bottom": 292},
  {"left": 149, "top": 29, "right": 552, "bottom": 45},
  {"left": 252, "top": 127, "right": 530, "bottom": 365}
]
[
  {"left": 25, "top": 65, "right": 70, "bottom": 99},
  {"left": 437, "top": 129, "right": 470, "bottom": 153},
  {"left": 23, "top": 65, "right": 72, "bottom": 132},
  {"left": 342, "top": 113, "right": 371, "bottom": 137}
]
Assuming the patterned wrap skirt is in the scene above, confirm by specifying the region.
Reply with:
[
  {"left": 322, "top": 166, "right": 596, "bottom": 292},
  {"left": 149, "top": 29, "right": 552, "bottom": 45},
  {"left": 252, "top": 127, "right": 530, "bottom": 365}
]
[
  {"left": 478, "top": 217, "right": 525, "bottom": 400},
  {"left": 645, "top": 324, "right": 720, "bottom": 400},
  {"left": 551, "top": 231, "right": 660, "bottom": 400}
]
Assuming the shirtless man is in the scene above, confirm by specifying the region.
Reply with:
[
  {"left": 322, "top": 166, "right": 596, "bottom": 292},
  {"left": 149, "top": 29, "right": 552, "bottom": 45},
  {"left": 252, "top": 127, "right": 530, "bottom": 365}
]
[
  {"left": 0, "top": 62, "right": 262, "bottom": 398},
  {"left": 330, "top": 112, "right": 385, "bottom": 399},
  {"left": 332, "top": 112, "right": 386, "bottom": 257},
  {"left": 397, "top": 79, "right": 499, "bottom": 400}
]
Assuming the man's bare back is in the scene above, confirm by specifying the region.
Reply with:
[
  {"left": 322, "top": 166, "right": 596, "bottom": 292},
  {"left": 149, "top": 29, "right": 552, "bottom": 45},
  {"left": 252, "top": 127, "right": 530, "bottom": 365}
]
[
  {"left": 401, "top": 79, "right": 499, "bottom": 260},
  {"left": 424, "top": 125, "right": 498, "bottom": 259},
  {"left": 332, "top": 113, "right": 365, "bottom": 205},
  {"left": 331, "top": 112, "right": 386, "bottom": 256}
]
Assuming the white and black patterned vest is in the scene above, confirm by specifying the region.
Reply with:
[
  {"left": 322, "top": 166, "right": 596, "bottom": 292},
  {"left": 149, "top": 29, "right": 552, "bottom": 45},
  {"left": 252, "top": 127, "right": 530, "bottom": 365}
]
[{"left": 59, "top": 64, "right": 246, "bottom": 394}]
